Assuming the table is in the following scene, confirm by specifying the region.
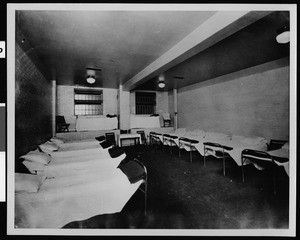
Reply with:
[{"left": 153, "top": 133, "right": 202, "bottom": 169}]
[{"left": 118, "top": 134, "right": 141, "bottom": 147}]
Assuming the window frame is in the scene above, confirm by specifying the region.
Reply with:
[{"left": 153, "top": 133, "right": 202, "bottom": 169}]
[
  {"left": 74, "top": 88, "right": 103, "bottom": 116},
  {"left": 135, "top": 91, "right": 156, "bottom": 115}
]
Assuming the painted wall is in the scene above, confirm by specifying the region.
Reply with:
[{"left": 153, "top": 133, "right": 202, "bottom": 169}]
[
  {"left": 15, "top": 44, "right": 52, "bottom": 158},
  {"left": 119, "top": 85, "right": 130, "bottom": 130},
  {"left": 56, "top": 85, "right": 118, "bottom": 130},
  {"left": 177, "top": 57, "right": 290, "bottom": 141},
  {"left": 168, "top": 90, "right": 175, "bottom": 127},
  {"left": 130, "top": 90, "right": 169, "bottom": 126}
]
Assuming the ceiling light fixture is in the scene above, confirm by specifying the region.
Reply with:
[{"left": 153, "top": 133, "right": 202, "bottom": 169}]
[
  {"left": 276, "top": 25, "right": 290, "bottom": 44},
  {"left": 158, "top": 80, "right": 165, "bottom": 88},
  {"left": 87, "top": 75, "right": 95, "bottom": 84},
  {"left": 158, "top": 74, "right": 165, "bottom": 88}
]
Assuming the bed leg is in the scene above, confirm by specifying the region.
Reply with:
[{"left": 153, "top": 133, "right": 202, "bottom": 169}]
[
  {"left": 203, "top": 145, "right": 206, "bottom": 167},
  {"left": 144, "top": 178, "right": 147, "bottom": 216},
  {"left": 241, "top": 158, "right": 245, "bottom": 183},
  {"left": 272, "top": 165, "right": 276, "bottom": 195},
  {"left": 223, "top": 158, "right": 226, "bottom": 176}
]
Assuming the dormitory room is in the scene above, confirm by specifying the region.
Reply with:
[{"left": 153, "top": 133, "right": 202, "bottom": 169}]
[{"left": 7, "top": 4, "right": 296, "bottom": 236}]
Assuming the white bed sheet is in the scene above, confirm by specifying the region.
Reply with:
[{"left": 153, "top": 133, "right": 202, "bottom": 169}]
[
  {"left": 163, "top": 129, "right": 205, "bottom": 148},
  {"left": 37, "top": 146, "right": 125, "bottom": 178},
  {"left": 50, "top": 145, "right": 109, "bottom": 159},
  {"left": 193, "top": 139, "right": 268, "bottom": 166},
  {"left": 159, "top": 130, "right": 268, "bottom": 166},
  {"left": 15, "top": 168, "right": 142, "bottom": 228},
  {"left": 43, "top": 152, "right": 126, "bottom": 178},
  {"left": 76, "top": 116, "right": 118, "bottom": 131},
  {"left": 130, "top": 115, "right": 160, "bottom": 129},
  {"left": 164, "top": 133, "right": 267, "bottom": 166},
  {"left": 56, "top": 139, "right": 102, "bottom": 151}
]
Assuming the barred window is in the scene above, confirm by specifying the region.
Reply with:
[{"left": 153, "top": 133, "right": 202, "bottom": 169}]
[
  {"left": 74, "top": 88, "right": 103, "bottom": 116},
  {"left": 135, "top": 92, "right": 156, "bottom": 115}
]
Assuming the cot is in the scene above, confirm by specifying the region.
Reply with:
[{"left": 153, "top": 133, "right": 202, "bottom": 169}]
[
  {"left": 15, "top": 138, "right": 147, "bottom": 228},
  {"left": 15, "top": 162, "right": 146, "bottom": 228},
  {"left": 199, "top": 135, "right": 268, "bottom": 166},
  {"left": 267, "top": 144, "right": 289, "bottom": 177},
  {"left": 46, "top": 136, "right": 108, "bottom": 152},
  {"left": 21, "top": 141, "right": 125, "bottom": 178},
  {"left": 51, "top": 139, "right": 102, "bottom": 151},
  {"left": 161, "top": 129, "right": 268, "bottom": 167},
  {"left": 242, "top": 141, "right": 289, "bottom": 177},
  {"left": 240, "top": 142, "right": 289, "bottom": 194}
]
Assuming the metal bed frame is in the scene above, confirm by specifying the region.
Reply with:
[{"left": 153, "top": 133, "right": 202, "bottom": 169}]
[
  {"left": 162, "top": 134, "right": 178, "bottom": 155},
  {"left": 178, "top": 137, "right": 199, "bottom": 162},
  {"left": 134, "top": 158, "right": 148, "bottom": 216},
  {"left": 241, "top": 149, "right": 277, "bottom": 195},
  {"left": 203, "top": 142, "right": 233, "bottom": 176}
]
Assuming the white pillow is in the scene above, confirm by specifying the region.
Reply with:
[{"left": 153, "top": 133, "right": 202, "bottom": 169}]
[
  {"left": 22, "top": 160, "right": 45, "bottom": 174},
  {"left": 281, "top": 142, "right": 289, "bottom": 150},
  {"left": 205, "top": 132, "right": 231, "bottom": 140},
  {"left": 187, "top": 129, "right": 206, "bottom": 138},
  {"left": 20, "top": 150, "right": 51, "bottom": 165},
  {"left": 240, "top": 136, "right": 267, "bottom": 145},
  {"left": 15, "top": 173, "right": 46, "bottom": 193},
  {"left": 39, "top": 141, "right": 59, "bottom": 154},
  {"left": 231, "top": 135, "right": 247, "bottom": 141},
  {"left": 175, "top": 128, "right": 186, "bottom": 135},
  {"left": 50, "top": 137, "right": 65, "bottom": 144}
]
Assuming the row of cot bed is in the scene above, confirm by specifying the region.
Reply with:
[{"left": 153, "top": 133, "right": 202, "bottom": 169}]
[
  {"left": 14, "top": 136, "right": 147, "bottom": 229},
  {"left": 149, "top": 128, "right": 289, "bottom": 194}
]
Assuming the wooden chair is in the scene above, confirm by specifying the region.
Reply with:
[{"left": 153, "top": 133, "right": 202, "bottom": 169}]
[
  {"left": 136, "top": 130, "right": 147, "bottom": 145},
  {"left": 56, "top": 116, "right": 70, "bottom": 132},
  {"left": 162, "top": 113, "right": 171, "bottom": 127}
]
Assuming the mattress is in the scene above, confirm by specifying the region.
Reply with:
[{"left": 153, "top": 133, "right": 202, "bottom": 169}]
[
  {"left": 15, "top": 168, "right": 142, "bottom": 228},
  {"left": 55, "top": 139, "right": 102, "bottom": 151}
]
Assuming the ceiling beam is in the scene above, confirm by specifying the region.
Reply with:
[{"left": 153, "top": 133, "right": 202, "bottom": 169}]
[{"left": 123, "top": 11, "right": 272, "bottom": 91}]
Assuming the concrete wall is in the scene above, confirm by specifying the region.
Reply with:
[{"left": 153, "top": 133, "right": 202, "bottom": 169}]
[
  {"left": 56, "top": 85, "right": 118, "bottom": 130},
  {"left": 15, "top": 44, "right": 52, "bottom": 158},
  {"left": 177, "top": 57, "right": 290, "bottom": 141}
]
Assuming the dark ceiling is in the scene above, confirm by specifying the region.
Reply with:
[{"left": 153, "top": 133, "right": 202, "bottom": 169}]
[
  {"left": 136, "top": 11, "right": 290, "bottom": 91},
  {"left": 16, "top": 9, "right": 290, "bottom": 92}
]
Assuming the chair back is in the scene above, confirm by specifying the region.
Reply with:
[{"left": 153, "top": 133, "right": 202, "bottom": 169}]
[
  {"left": 269, "top": 139, "right": 288, "bottom": 151},
  {"left": 120, "top": 129, "right": 131, "bottom": 134},
  {"left": 162, "top": 113, "right": 171, "bottom": 120},
  {"left": 137, "top": 130, "right": 146, "bottom": 144},
  {"left": 56, "top": 116, "right": 67, "bottom": 124},
  {"left": 105, "top": 132, "right": 116, "bottom": 146}
]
